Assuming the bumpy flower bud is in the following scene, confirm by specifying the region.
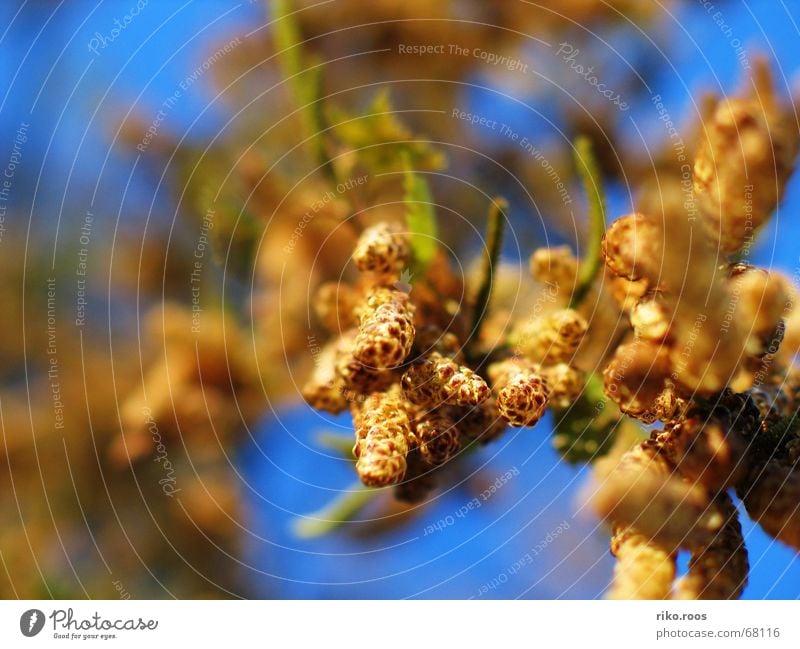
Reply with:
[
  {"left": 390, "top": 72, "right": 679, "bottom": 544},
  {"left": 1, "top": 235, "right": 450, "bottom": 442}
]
[
  {"left": 738, "top": 461, "right": 800, "bottom": 550},
  {"left": 630, "top": 291, "right": 671, "bottom": 342},
  {"left": 412, "top": 407, "right": 461, "bottom": 466},
  {"left": 694, "top": 71, "right": 799, "bottom": 255},
  {"left": 352, "top": 222, "right": 409, "bottom": 276},
  {"left": 412, "top": 325, "right": 464, "bottom": 362},
  {"left": 593, "top": 438, "right": 723, "bottom": 551},
  {"left": 727, "top": 267, "right": 788, "bottom": 358},
  {"left": 610, "top": 276, "right": 649, "bottom": 312},
  {"left": 674, "top": 494, "right": 748, "bottom": 600},
  {"left": 601, "top": 213, "right": 661, "bottom": 282},
  {"left": 660, "top": 392, "right": 759, "bottom": 491},
  {"left": 460, "top": 397, "right": 508, "bottom": 444},
  {"left": 314, "top": 282, "right": 360, "bottom": 332},
  {"left": 530, "top": 245, "right": 577, "bottom": 299},
  {"left": 603, "top": 340, "right": 672, "bottom": 422},
  {"left": 511, "top": 308, "right": 588, "bottom": 365},
  {"left": 402, "top": 351, "right": 489, "bottom": 407},
  {"left": 301, "top": 340, "right": 348, "bottom": 414},
  {"left": 354, "top": 288, "right": 415, "bottom": 369},
  {"left": 608, "top": 524, "right": 675, "bottom": 600},
  {"left": 334, "top": 330, "right": 395, "bottom": 395},
  {"left": 489, "top": 359, "right": 550, "bottom": 428},
  {"left": 352, "top": 388, "right": 411, "bottom": 487},
  {"left": 540, "top": 363, "right": 585, "bottom": 409}
]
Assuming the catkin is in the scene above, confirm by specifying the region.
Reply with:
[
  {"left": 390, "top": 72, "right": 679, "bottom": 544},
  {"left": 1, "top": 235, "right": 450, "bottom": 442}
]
[
  {"left": 603, "top": 340, "right": 672, "bottom": 422},
  {"left": 592, "top": 438, "right": 723, "bottom": 551},
  {"left": 335, "top": 330, "right": 395, "bottom": 395},
  {"left": 530, "top": 245, "right": 578, "bottom": 300},
  {"left": 352, "top": 222, "right": 410, "bottom": 276},
  {"left": 354, "top": 288, "right": 415, "bottom": 369},
  {"left": 660, "top": 392, "right": 759, "bottom": 491},
  {"left": 540, "top": 363, "right": 585, "bottom": 409},
  {"left": 738, "top": 461, "right": 800, "bottom": 551},
  {"left": 693, "top": 67, "right": 799, "bottom": 255},
  {"left": 302, "top": 339, "right": 349, "bottom": 414},
  {"left": 314, "top": 281, "right": 360, "bottom": 332},
  {"left": 352, "top": 388, "right": 412, "bottom": 487},
  {"left": 412, "top": 407, "right": 462, "bottom": 466},
  {"left": 630, "top": 291, "right": 671, "bottom": 342},
  {"left": 607, "top": 524, "right": 676, "bottom": 600},
  {"left": 489, "top": 359, "right": 550, "bottom": 428},
  {"left": 511, "top": 308, "right": 588, "bottom": 365},
  {"left": 674, "top": 493, "right": 749, "bottom": 600},
  {"left": 402, "top": 351, "right": 490, "bottom": 407},
  {"left": 727, "top": 267, "right": 788, "bottom": 362},
  {"left": 601, "top": 213, "right": 661, "bottom": 282}
]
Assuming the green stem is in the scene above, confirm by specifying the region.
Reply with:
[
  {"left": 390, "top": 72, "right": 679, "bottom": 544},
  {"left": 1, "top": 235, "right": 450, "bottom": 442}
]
[
  {"left": 316, "top": 431, "right": 355, "bottom": 461},
  {"left": 468, "top": 197, "right": 507, "bottom": 357},
  {"left": 273, "top": 0, "right": 328, "bottom": 169},
  {"left": 403, "top": 153, "right": 438, "bottom": 276},
  {"left": 292, "top": 483, "right": 381, "bottom": 538},
  {"left": 569, "top": 136, "right": 606, "bottom": 309}
]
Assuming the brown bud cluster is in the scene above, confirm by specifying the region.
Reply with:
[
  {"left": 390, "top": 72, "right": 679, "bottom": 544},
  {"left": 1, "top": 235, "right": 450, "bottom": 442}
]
[
  {"left": 597, "top": 372, "right": 800, "bottom": 598},
  {"left": 302, "top": 221, "right": 518, "bottom": 501},
  {"left": 485, "top": 299, "right": 589, "bottom": 434},
  {"left": 660, "top": 391, "right": 759, "bottom": 492},
  {"left": 402, "top": 351, "right": 490, "bottom": 407},
  {"left": 540, "top": 363, "right": 585, "bottom": 409},
  {"left": 315, "top": 281, "right": 360, "bottom": 332},
  {"left": 602, "top": 219, "right": 792, "bottom": 411},
  {"left": 608, "top": 525, "right": 675, "bottom": 600},
  {"left": 598, "top": 160, "right": 800, "bottom": 590},
  {"left": 693, "top": 63, "right": 800, "bottom": 254},
  {"left": 601, "top": 213, "right": 661, "bottom": 283},
  {"left": 593, "top": 437, "right": 724, "bottom": 552},
  {"left": 354, "top": 287, "right": 415, "bottom": 370},
  {"left": 487, "top": 359, "right": 550, "bottom": 427},
  {"left": 352, "top": 388, "right": 411, "bottom": 486},
  {"left": 603, "top": 339, "right": 676, "bottom": 423},
  {"left": 510, "top": 308, "right": 587, "bottom": 365},
  {"left": 116, "top": 304, "right": 262, "bottom": 463},
  {"left": 411, "top": 407, "right": 462, "bottom": 466},
  {"left": 300, "top": 61, "right": 800, "bottom": 601},
  {"left": 352, "top": 222, "right": 410, "bottom": 276},
  {"left": 738, "top": 461, "right": 800, "bottom": 550},
  {"left": 674, "top": 494, "right": 748, "bottom": 600},
  {"left": 529, "top": 245, "right": 578, "bottom": 300}
]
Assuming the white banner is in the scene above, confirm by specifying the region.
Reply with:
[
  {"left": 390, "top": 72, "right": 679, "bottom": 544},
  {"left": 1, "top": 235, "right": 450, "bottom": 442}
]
[{"left": 0, "top": 600, "right": 797, "bottom": 647}]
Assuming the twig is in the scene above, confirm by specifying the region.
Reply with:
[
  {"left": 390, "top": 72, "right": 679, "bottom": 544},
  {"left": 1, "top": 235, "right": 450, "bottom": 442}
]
[
  {"left": 316, "top": 431, "right": 355, "bottom": 460},
  {"left": 273, "top": 0, "right": 328, "bottom": 169},
  {"left": 292, "top": 483, "right": 380, "bottom": 538},
  {"left": 569, "top": 136, "right": 606, "bottom": 308},
  {"left": 468, "top": 197, "right": 507, "bottom": 357}
]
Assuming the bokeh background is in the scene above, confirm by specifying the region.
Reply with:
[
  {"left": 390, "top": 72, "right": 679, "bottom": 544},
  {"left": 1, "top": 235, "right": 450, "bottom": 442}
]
[{"left": 1, "top": 0, "right": 800, "bottom": 599}]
